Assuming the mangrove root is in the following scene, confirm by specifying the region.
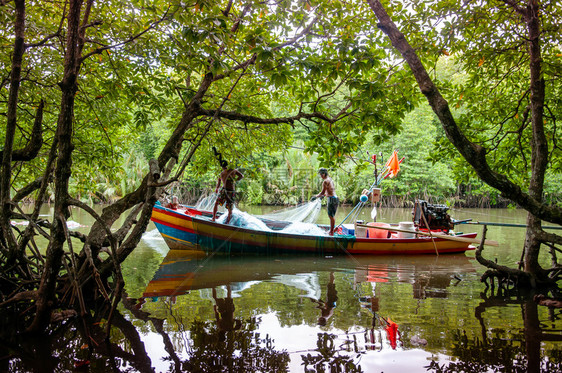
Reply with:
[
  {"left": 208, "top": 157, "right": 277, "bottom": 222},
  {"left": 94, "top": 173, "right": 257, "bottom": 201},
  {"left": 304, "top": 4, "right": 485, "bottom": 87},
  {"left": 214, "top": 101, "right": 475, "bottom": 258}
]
[{"left": 534, "top": 294, "right": 562, "bottom": 309}]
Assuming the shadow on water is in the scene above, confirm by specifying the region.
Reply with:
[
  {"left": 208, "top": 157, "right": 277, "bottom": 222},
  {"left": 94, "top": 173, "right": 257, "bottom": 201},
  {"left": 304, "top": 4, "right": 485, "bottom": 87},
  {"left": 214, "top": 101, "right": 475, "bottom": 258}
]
[{"left": 1, "top": 249, "right": 561, "bottom": 372}]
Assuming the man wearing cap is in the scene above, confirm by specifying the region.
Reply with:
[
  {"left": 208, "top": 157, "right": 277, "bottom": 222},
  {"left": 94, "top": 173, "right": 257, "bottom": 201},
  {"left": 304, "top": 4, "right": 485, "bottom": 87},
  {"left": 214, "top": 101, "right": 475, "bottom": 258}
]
[{"left": 311, "top": 168, "right": 339, "bottom": 235}]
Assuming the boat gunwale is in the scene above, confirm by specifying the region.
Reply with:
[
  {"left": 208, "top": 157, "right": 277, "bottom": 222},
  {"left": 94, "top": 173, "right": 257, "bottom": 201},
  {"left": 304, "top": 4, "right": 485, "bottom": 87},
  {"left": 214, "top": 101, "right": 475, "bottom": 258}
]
[{"left": 152, "top": 204, "right": 478, "bottom": 244}]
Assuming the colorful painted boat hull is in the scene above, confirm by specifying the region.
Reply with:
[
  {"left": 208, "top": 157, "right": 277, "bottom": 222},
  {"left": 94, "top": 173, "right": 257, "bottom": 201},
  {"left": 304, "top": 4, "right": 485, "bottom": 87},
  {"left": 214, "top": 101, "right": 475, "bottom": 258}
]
[{"left": 151, "top": 204, "right": 477, "bottom": 255}]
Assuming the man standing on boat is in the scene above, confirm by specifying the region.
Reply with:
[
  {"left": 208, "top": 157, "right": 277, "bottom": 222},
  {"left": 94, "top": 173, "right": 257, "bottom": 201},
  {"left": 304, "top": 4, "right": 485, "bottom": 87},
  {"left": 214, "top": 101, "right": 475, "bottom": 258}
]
[
  {"left": 212, "top": 160, "right": 244, "bottom": 224},
  {"left": 311, "top": 168, "right": 339, "bottom": 235}
]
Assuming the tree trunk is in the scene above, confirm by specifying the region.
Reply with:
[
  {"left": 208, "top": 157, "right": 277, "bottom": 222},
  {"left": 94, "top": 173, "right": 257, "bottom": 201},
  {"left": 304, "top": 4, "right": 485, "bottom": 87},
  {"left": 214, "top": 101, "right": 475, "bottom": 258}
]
[
  {"left": 523, "top": 298, "right": 542, "bottom": 372},
  {"left": 1, "top": 0, "right": 26, "bottom": 259},
  {"left": 522, "top": 0, "right": 548, "bottom": 280},
  {"left": 366, "top": 0, "right": 561, "bottom": 226},
  {"left": 28, "top": 0, "right": 88, "bottom": 333},
  {"left": 367, "top": 0, "right": 557, "bottom": 286}
]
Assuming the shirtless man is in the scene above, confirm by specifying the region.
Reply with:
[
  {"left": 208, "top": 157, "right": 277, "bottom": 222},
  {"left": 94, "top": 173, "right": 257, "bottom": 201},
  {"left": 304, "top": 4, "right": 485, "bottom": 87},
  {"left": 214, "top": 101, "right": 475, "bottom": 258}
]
[
  {"left": 311, "top": 168, "right": 339, "bottom": 235},
  {"left": 312, "top": 272, "right": 338, "bottom": 326},
  {"left": 212, "top": 160, "right": 244, "bottom": 224}
]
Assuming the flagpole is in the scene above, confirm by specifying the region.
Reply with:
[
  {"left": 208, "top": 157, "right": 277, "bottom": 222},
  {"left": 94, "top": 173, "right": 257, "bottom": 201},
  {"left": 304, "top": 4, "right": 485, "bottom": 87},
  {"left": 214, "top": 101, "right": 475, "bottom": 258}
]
[{"left": 336, "top": 151, "right": 403, "bottom": 228}]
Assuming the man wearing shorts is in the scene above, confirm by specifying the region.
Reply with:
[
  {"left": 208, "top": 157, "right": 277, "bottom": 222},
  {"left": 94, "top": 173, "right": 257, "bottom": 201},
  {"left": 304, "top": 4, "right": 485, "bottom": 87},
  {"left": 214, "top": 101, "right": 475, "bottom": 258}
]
[
  {"left": 311, "top": 168, "right": 339, "bottom": 235},
  {"left": 212, "top": 160, "right": 244, "bottom": 224}
]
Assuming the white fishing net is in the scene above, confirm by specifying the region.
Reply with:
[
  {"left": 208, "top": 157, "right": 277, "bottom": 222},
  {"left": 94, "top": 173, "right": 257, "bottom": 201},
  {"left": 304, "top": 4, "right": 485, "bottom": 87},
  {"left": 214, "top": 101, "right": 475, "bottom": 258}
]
[
  {"left": 280, "top": 221, "right": 326, "bottom": 236},
  {"left": 217, "top": 209, "right": 271, "bottom": 231},
  {"left": 217, "top": 207, "right": 328, "bottom": 236},
  {"left": 194, "top": 190, "right": 322, "bottom": 223},
  {"left": 194, "top": 193, "right": 219, "bottom": 212},
  {"left": 258, "top": 200, "right": 322, "bottom": 223},
  {"left": 193, "top": 194, "right": 325, "bottom": 235}
]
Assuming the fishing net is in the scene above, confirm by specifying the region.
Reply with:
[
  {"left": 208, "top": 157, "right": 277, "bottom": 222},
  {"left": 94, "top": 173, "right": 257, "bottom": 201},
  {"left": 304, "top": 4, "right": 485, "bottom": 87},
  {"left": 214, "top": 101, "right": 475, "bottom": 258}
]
[
  {"left": 258, "top": 200, "right": 322, "bottom": 223},
  {"left": 193, "top": 194, "right": 321, "bottom": 224},
  {"left": 280, "top": 221, "right": 326, "bottom": 235},
  {"left": 194, "top": 193, "right": 219, "bottom": 212},
  {"left": 218, "top": 209, "right": 271, "bottom": 231},
  {"left": 218, "top": 207, "right": 328, "bottom": 236},
  {"left": 194, "top": 193, "right": 324, "bottom": 234}
]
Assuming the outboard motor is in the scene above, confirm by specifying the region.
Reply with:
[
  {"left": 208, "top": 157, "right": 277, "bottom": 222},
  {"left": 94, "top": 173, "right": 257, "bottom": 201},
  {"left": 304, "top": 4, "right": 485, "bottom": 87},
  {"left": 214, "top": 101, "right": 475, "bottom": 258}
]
[{"left": 412, "top": 200, "right": 454, "bottom": 231}]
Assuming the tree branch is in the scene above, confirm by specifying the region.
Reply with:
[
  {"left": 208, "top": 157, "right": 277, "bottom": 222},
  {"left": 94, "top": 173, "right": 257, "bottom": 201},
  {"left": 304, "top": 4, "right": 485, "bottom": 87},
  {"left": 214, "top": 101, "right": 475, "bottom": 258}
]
[
  {"left": 536, "top": 230, "right": 562, "bottom": 246},
  {"left": 24, "top": 1, "right": 66, "bottom": 49},
  {"left": 198, "top": 107, "right": 332, "bottom": 125},
  {"left": 12, "top": 176, "right": 46, "bottom": 204},
  {"left": 79, "top": 6, "right": 172, "bottom": 63},
  {"left": 474, "top": 225, "right": 530, "bottom": 281},
  {"left": 499, "top": 0, "right": 527, "bottom": 15},
  {"left": 1, "top": 0, "right": 26, "bottom": 252},
  {"left": 366, "top": 0, "right": 561, "bottom": 225},
  {"left": 9, "top": 100, "right": 44, "bottom": 162}
]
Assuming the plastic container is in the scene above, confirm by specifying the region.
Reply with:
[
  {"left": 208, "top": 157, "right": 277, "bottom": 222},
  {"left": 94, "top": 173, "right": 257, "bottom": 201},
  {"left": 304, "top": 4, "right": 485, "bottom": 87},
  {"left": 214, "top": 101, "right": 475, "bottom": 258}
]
[
  {"left": 398, "top": 221, "right": 416, "bottom": 238},
  {"left": 341, "top": 224, "right": 355, "bottom": 235},
  {"left": 355, "top": 220, "right": 367, "bottom": 238},
  {"left": 366, "top": 222, "right": 390, "bottom": 239}
]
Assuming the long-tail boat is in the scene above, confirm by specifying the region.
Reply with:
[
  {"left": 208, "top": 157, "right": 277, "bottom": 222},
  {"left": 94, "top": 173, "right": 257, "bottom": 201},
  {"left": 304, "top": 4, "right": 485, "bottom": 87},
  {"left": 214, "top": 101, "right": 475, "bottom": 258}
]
[{"left": 150, "top": 202, "right": 488, "bottom": 255}]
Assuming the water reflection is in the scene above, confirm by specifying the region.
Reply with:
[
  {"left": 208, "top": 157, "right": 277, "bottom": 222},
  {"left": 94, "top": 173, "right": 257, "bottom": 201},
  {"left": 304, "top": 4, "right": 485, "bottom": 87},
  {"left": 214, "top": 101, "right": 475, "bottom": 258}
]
[
  {"left": 135, "top": 250, "right": 478, "bottom": 371},
  {"left": 7, "top": 205, "right": 560, "bottom": 371},
  {"left": 212, "top": 286, "right": 242, "bottom": 336},
  {"left": 310, "top": 272, "right": 338, "bottom": 326},
  {"left": 130, "top": 250, "right": 561, "bottom": 372},
  {"left": 424, "top": 294, "right": 562, "bottom": 373},
  {"left": 3, "top": 247, "right": 561, "bottom": 372},
  {"left": 141, "top": 249, "right": 475, "bottom": 298}
]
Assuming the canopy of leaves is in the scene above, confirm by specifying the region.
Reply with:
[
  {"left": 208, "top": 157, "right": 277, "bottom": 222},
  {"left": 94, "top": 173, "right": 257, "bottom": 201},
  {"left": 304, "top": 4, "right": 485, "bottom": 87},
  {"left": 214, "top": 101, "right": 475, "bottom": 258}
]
[
  {"left": 0, "top": 1, "right": 428, "bottom": 205},
  {"left": 383, "top": 0, "right": 562, "bottom": 191}
]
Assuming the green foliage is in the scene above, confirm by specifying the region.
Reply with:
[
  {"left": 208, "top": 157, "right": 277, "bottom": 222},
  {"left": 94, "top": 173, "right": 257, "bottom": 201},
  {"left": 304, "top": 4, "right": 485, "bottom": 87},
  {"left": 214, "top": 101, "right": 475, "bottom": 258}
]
[
  {"left": 325, "top": 103, "right": 456, "bottom": 204},
  {"left": 137, "top": 125, "right": 161, "bottom": 161},
  {"left": 2, "top": 0, "right": 560, "bottom": 207},
  {"left": 245, "top": 179, "right": 264, "bottom": 205},
  {"left": 543, "top": 172, "right": 562, "bottom": 207},
  {"left": 391, "top": 0, "right": 562, "bottom": 193}
]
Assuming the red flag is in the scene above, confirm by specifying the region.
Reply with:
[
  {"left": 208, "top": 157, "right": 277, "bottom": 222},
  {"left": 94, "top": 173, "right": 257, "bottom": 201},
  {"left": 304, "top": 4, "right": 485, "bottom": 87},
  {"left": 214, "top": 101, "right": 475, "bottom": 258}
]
[
  {"left": 385, "top": 318, "right": 399, "bottom": 349},
  {"left": 385, "top": 151, "right": 400, "bottom": 178}
]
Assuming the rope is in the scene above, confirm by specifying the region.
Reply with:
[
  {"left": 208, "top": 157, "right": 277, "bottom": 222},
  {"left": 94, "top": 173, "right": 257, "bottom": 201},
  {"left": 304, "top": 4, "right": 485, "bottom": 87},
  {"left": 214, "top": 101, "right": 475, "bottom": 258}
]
[{"left": 336, "top": 176, "right": 381, "bottom": 227}]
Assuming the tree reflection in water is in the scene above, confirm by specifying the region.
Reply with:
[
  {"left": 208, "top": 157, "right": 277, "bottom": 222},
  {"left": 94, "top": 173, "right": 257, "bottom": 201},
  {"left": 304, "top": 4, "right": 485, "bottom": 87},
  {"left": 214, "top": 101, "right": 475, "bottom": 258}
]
[
  {"left": 184, "top": 284, "right": 289, "bottom": 372},
  {"left": 301, "top": 332, "right": 364, "bottom": 373},
  {"left": 3, "top": 252, "right": 561, "bottom": 372},
  {"left": 0, "top": 287, "right": 291, "bottom": 372},
  {"left": 1, "top": 301, "right": 159, "bottom": 372},
  {"left": 186, "top": 317, "right": 289, "bottom": 372},
  {"left": 426, "top": 290, "right": 562, "bottom": 373}
]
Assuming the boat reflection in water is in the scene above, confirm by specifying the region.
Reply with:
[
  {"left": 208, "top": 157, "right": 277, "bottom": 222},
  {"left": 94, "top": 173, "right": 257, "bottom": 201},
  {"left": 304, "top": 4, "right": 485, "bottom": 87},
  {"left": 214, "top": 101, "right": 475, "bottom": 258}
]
[
  {"left": 136, "top": 247, "right": 562, "bottom": 372},
  {"left": 142, "top": 247, "right": 475, "bottom": 301},
  {"left": 138, "top": 246, "right": 488, "bottom": 371}
]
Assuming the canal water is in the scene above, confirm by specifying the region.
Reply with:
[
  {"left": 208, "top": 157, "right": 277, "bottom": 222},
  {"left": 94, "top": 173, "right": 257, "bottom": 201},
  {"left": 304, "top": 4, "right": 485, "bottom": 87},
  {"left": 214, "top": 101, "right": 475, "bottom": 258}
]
[{"left": 9, "top": 205, "right": 562, "bottom": 372}]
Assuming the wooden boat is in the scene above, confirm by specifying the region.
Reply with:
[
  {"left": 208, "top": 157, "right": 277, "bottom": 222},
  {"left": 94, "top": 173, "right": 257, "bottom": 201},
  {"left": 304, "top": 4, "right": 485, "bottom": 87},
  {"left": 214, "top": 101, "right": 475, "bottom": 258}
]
[{"left": 150, "top": 203, "right": 479, "bottom": 255}]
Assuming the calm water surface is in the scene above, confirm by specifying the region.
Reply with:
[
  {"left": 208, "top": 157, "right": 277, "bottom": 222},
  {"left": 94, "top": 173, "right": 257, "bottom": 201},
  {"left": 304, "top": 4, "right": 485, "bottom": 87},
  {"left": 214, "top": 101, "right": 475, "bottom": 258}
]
[{"left": 12, "top": 205, "right": 562, "bottom": 372}]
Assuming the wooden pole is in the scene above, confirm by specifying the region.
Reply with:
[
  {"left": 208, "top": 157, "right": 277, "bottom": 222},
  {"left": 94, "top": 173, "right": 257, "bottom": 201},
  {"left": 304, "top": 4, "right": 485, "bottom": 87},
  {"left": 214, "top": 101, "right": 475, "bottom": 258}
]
[{"left": 457, "top": 221, "right": 562, "bottom": 230}]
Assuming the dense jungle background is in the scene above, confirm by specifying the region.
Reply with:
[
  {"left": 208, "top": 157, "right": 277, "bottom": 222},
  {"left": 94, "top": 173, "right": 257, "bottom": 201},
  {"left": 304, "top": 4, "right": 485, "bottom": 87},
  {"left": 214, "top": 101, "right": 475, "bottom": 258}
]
[
  {"left": 13, "top": 99, "right": 562, "bottom": 209},
  {"left": 2, "top": 1, "right": 560, "bottom": 210}
]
